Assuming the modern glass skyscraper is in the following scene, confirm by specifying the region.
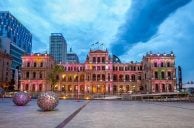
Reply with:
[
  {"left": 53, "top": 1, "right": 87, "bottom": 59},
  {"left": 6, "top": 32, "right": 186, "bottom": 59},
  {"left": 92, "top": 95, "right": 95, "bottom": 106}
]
[
  {"left": 49, "top": 33, "right": 67, "bottom": 63},
  {"left": 0, "top": 11, "right": 32, "bottom": 69},
  {"left": 0, "top": 11, "right": 32, "bottom": 89}
]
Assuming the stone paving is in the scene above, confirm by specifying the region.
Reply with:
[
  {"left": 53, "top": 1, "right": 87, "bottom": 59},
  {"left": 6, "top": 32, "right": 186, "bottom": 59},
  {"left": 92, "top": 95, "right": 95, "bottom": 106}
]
[{"left": 1, "top": 98, "right": 194, "bottom": 128}]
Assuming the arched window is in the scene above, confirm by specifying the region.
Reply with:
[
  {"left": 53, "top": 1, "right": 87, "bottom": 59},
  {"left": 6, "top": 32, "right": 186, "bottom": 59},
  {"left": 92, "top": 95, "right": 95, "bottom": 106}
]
[
  {"left": 155, "top": 84, "right": 159, "bottom": 92},
  {"left": 97, "top": 74, "right": 100, "bottom": 81},
  {"left": 39, "top": 84, "right": 42, "bottom": 91},
  {"left": 93, "top": 57, "right": 96, "bottom": 63},
  {"left": 80, "top": 74, "right": 84, "bottom": 82},
  {"left": 32, "top": 84, "right": 35, "bottom": 92},
  {"left": 25, "top": 84, "right": 29, "bottom": 91},
  {"left": 113, "top": 74, "right": 117, "bottom": 81},
  {"left": 167, "top": 62, "right": 170, "bottom": 67},
  {"left": 74, "top": 75, "right": 78, "bottom": 82},
  {"left": 131, "top": 75, "right": 136, "bottom": 81},
  {"left": 26, "top": 72, "right": 29, "bottom": 79},
  {"left": 161, "top": 72, "right": 165, "bottom": 79},
  {"left": 97, "top": 57, "right": 100, "bottom": 63},
  {"left": 27, "top": 62, "right": 30, "bottom": 67},
  {"left": 155, "top": 72, "right": 158, "bottom": 79},
  {"left": 125, "top": 75, "right": 129, "bottom": 81},
  {"left": 108, "top": 74, "right": 110, "bottom": 81},
  {"left": 154, "top": 62, "right": 157, "bottom": 67},
  {"left": 34, "top": 62, "right": 37, "bottom": 67},
  {"left": 168, "top": 72, "right": 171, "bottom": 79},
  {"left": 113, "top": 85, "right": 117, "bottom": 93},
  {"left": 169, "top": 84, "right": 172, "bottom": 92},
  {"left": 68, "top": 76, "right": 72, "bottom": 82},
  {"left": 61, "top": 85, "right": 65, "bottom": 91},
  {"left": 40, "top": 62, "right": 43, "bottom": 67},
  {"left": 102, "top": 57, "right": 105, "bottom": 63},
  {"left": 102, "top": 74, "right": 105, "bottom": 81},
  {"left": 92, "top": 74, "right": 96, "bottom": 81},
  {"left": 161, "top": 62, "right": 164, "bottom": 67},
  {"left": 119, "top": 75, "right": 124, "bottom": 81},
  {"left": 162, "top": 84, "right": 165, "bottom": 92},
  {"left": 62, "top": 75, "right": 66, "bottom": 82},
  {"left": 33, "top": 72, "right": 36, "bottom": 79},
  {"left": 39, "top": 72, "right": 42, "bottom": 79}
]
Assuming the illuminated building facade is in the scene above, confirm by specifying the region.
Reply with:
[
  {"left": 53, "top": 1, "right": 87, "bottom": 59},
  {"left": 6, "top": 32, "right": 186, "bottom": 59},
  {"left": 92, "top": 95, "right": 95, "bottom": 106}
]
[
  {"left": 0, "top": 49, "right": 12, "bottom": 89},
  {"left": 55, "top": 50, "right": 176, "bottom": 94},
  {"left": 20, "top": 49, "right": 176, "bottom": 94},
  {"left": 20, "top": 53, "right": 54, "bottom": 92},
  {"left": 142, "top": 52, "right": 176, "bottom": 93}
]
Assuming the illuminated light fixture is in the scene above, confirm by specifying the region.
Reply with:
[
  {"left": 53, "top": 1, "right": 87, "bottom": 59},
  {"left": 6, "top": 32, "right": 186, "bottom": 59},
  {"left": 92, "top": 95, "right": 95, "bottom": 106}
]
[
  {"left": 85, "top": 96, "right": 90, "bottom": 100},
  {"left": 62, "top": 96, "right": 67, "bottom": 99},
  {"left": 62, "top": 74, "right": 66, "bottom": 78}
]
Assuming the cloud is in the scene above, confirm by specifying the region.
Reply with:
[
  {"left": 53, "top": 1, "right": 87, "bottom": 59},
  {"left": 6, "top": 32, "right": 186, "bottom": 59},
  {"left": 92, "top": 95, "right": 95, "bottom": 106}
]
[
  {"left": 111, "top": 0, "right": 191, "bottom": 56},
  {"left": 0, "top": 0, "right": 131, "bottom": 61},
  {"left": 120, "top": 1, "right": 194, "bottom": 82}
]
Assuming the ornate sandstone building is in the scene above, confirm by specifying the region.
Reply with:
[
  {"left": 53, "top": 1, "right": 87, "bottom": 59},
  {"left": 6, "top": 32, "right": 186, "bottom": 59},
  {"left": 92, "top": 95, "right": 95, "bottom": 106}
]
[
  {"left": 20, "top": 49, "right": 176, "bottom": 94},
  {"left": 20, "top": 53, "right": 54, "bottom": 92},
  {"left": 57, "top": 49, "right": 176, "bottom": 94}
]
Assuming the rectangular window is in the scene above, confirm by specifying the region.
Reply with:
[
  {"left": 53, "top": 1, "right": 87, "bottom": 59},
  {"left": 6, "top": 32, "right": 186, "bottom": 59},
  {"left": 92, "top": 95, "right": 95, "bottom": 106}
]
[
  {"left": 27, "top": 62, "right": 30, "bottom": 67},
  {"left": 97, "top": 57, "right": 100, "bottom": 63},
  {"left": 154, "top": 62, "right": 157, "bottom": 67},
  {"left": 93, "top": 57, "right": 96, "bottom": 63},
  {"left": 155, "top": 72, "right": 158, "bottom": 79},
  {"left": 102, "top": 57, "right": 105, "bottom": 63},
  {"left": 26, "top": 72, "right": 29, "bottom": 79},
  {"left": 40, "top": 62, "right": 43, "bottom": 67}
]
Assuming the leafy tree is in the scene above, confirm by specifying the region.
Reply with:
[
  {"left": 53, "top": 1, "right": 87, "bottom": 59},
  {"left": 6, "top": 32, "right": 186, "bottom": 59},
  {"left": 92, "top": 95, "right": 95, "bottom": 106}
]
[{"left": 47, "top": 65, "right": 64, "bottom": 91}]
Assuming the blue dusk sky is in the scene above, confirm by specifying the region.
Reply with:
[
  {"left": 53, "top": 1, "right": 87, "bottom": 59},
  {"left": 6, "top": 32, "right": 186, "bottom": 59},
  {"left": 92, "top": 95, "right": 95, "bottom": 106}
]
[{"left": 0, "top": 0, "right": 193, "bottom": 83}]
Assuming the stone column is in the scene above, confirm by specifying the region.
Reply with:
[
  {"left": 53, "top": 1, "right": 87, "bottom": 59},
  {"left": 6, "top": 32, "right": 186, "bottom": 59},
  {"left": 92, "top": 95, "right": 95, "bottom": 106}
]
[
  {"left": 35, "top": 83, "right": 38, "bottom": 92},
  {"left": 84, "top": 85, "right": 87, "bottom": 93},
  {"left": 20, "top": 83, "right": 24, "bottom": 91},
  {"left": 159, "top": 84, "right": 162, "bottom": 93}
]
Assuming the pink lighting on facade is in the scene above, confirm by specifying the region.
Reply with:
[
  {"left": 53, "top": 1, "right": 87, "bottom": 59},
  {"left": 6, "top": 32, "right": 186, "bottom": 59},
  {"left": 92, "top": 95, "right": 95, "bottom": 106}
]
[
  {"left": 20, "top": 53, "right": 54, "bottom": 92},
  {"left": 20, "top": 50, "right": 176, "bottom": 94}
]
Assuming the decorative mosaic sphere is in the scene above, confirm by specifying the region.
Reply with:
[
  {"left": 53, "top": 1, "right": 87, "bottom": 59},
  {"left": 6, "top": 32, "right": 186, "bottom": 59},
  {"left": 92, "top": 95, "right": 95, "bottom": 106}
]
[
  {"left": 37, "top": 92, "right": 59, "bottom": 111},
  {"left": 13, "top": 92, "right": 30, "bottom": 106}
]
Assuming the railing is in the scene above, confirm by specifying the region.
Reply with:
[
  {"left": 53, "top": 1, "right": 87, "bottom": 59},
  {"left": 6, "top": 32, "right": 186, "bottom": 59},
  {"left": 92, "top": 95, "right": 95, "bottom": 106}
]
[{"left": 2, "top": 91, "right": 194, "bottom": 102}]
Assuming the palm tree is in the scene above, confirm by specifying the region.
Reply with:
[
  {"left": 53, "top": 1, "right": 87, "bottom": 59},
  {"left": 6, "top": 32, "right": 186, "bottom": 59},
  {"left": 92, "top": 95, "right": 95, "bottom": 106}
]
[{"left": 47, "top": 65, "right": 64, "bottom": 91}]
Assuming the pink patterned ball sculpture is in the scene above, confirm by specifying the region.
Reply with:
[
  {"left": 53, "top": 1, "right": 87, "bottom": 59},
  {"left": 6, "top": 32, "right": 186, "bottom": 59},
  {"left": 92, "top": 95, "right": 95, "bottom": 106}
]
[
  {"left": 13, "top": 92, "right": 30, "bottom": 106},
  {"left": 37, "top": 92, "right": 59, "bottom": 111}
]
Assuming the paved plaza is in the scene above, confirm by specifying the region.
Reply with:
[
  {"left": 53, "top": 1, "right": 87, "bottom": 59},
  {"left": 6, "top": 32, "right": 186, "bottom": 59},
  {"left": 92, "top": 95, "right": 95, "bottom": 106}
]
[{"left": 0, "top": 98, "right": 194, "bottom": 128}]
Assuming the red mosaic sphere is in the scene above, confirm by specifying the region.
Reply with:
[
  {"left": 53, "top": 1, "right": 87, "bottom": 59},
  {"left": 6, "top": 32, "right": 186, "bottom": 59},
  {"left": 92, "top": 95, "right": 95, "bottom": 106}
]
[
  {"left": 13, "top": 92, "right": 30, "bottom": 106},
  {"left": 37, "top": 92, "right": 59, "bottom": 111}
]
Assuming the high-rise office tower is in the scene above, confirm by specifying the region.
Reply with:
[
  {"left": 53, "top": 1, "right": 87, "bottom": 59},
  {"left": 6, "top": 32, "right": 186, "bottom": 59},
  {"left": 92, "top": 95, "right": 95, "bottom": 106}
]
[
  {"left": 49, "top": 33, "right": 67, "bottom": 63},
  {"left": 0, "top": 11, "right": 32, "bottom": 69},
  {"left": 0, "top": 11, "right": 32, "bottom": 89}
]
